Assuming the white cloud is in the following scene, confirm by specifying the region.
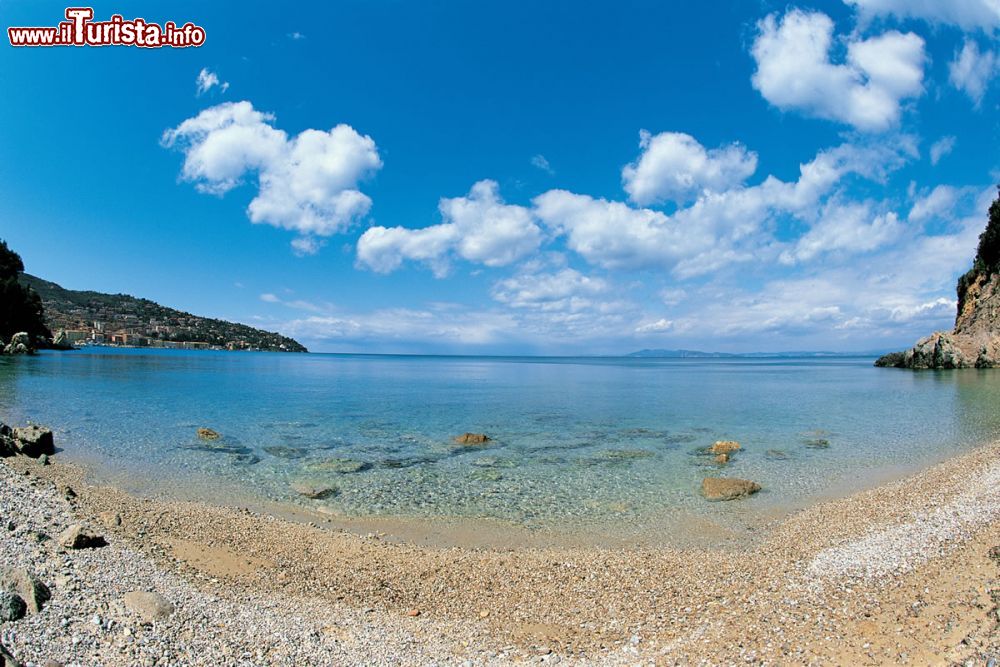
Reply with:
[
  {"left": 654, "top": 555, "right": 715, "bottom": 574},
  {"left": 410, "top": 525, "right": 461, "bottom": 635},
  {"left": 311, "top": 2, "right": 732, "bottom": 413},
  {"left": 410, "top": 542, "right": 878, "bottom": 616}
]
[
  {"left": 780, "top": 202, "right": 904, "bottom": 264},
  {"left": 751, "top": 9, "right": 925, "bottom": 131},
  {"left": 531, "top": 154, "right": 554, "bottom": 174},
  {"left": 621, "top": 131, "right": 758, "bottom": 206},
  {"left": 635, "top": 318, "right": 673, "bottom": 334},
  {"left": 846, "top": 0, "right": 1000, "bottom": 33},
  {"left": 287, "top": 32, "right": 306, "bottom": 40},
  {"left": 533, "top": 137, "right": 915, "bottom": 277},
  {"left": 162, "top": 101, "right": 382, "bottom": 253},
  {"left": 195, "top": 68, "right": 229, "bottom": 96},
  {"left": 260, "top": 293, "right": 280, "bottom": 303},
  {"left": 909, "top": 185, "right": 962, "bottom": 222},
  {"left": 949, "top": 39, "right": 998, "bottom": 105},
  {"left": 492, "top": 268, "right": 609, "bottom": 312},
  {"left": 356, "top": 180, "right": 541, "bottom": 276},
  {"left": 929, "top": 136, "right": 957, "bottom": 165}
]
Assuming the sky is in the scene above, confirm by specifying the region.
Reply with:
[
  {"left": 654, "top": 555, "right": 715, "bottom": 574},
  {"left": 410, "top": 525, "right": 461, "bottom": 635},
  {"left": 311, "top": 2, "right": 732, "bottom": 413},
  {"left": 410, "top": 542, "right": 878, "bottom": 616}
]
[{"left": 0, "top": 0, "right": 998, "bottom": 355}]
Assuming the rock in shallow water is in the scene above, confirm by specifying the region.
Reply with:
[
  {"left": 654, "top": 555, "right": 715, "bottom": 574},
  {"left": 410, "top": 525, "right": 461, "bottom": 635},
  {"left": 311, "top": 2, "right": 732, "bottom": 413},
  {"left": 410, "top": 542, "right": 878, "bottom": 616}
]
[
  {"left": 304, "top": 457, "right": 371, "bottom": 474},
  {"left": 123, "top": 591, "right": 174, "bottom": 622},
  {"left": 709, "top": 440, "right": 741, "bottom": 455},
  {"left": 453, "top": 433, "right": 491, "bottom": 445},
  {"left": 701, "top": 477, "right": 761, "bottom": 501},
  {"left": 290, "top": 480, "right": 338, "bottom": 499},
  {"left": 196, "top": 427, "right": 221, "bottom": 440}
]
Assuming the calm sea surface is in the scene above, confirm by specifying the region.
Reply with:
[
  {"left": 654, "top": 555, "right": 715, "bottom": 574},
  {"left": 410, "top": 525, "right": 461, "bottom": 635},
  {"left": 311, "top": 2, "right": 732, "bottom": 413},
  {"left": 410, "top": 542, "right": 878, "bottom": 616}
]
[{"left": 2, "top": 348, "right": 999, "bottom": 545}]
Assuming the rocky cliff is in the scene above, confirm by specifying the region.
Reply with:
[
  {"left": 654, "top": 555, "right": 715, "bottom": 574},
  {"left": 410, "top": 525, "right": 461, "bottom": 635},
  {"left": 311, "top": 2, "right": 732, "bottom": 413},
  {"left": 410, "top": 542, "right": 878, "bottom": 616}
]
[{"left": 877, "top": 187, "right": 1000, "bottom": 369}]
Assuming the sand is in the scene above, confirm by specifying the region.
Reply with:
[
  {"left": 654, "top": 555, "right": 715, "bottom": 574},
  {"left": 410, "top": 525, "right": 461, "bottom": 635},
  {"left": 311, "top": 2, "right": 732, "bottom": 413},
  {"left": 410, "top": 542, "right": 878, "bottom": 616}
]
[{"left": 1, "top": 441, "right": 999, "bottom": 665}]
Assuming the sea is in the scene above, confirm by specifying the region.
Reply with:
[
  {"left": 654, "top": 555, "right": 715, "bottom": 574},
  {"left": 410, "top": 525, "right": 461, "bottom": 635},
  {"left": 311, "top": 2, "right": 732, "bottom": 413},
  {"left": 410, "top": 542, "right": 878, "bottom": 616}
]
[{"left": 2, "top": 348, "right": 999, "bottom": 547}]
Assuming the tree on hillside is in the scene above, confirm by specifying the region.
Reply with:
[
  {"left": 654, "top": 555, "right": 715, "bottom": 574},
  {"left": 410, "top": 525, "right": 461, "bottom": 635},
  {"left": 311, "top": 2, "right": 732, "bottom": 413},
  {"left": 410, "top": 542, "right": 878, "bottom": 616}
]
[{"left": 0, "top": 240, "right": 51, "bottom": 345}]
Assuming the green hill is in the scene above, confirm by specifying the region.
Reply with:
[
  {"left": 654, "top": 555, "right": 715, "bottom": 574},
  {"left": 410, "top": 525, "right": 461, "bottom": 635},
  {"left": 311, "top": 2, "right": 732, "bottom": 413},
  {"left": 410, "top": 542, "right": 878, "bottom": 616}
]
[{"left": 20, "top": 274, "right": 307, "bottom": 353}]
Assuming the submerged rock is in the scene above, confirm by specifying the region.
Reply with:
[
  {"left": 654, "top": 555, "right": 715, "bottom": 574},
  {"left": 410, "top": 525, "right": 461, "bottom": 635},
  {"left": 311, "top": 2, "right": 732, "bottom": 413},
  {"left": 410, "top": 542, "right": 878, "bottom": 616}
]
[
  {"left": 709, "top": 440, "right": 741, "bottom": 455},
  {"left": 470, "top": 456, "right": 518, "bottom": 469},
  {"left": 0, "top": 567, "right": 50, "bottom": 613},
  {"left": 701, "top": 477, "right": 761, "bottom": 501},
  {"left": 579, "top": 449, "right": 655, "bottom": 466},
  {"left": 714, "top": 453, "right": 730, "bottom": 464},
  {"left": 196, "top": 427, "right": 221, "bottom": 441},
  {"left": 58, "top": 524, "right": 106, "bottom": 549},
  {"left": 12, "top": 425, "right": 55, "bottom": 458},
  {"left": 453, "top": 433, "right": 491, "bottom": 445},
  {"left": 470, "top": 469, "right": 503, "bottom": 482},
  {"left": 803, "top": 438, "right": 831, "bottom": 449},
  {"left": 263, "top": 445, "right": 309, "bottom": 459},
  {"left": 765, "top": 449, "right": 790, "bottom": 460},
  {"left": 304, "top": 457, "right": 371, "bottom": 474},
  {"left": 123, "top": 591, "right": 174, "bottom": 622},
  {"left": 290, "top": 480, "right": 338, "bottom": 500}
]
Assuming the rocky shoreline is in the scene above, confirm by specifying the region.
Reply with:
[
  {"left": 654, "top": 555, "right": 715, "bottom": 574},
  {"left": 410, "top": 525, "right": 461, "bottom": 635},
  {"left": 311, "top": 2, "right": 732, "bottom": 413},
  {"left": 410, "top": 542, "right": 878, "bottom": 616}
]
[{"left": 0, "top": 425, "right": 999, "bottom": 664}]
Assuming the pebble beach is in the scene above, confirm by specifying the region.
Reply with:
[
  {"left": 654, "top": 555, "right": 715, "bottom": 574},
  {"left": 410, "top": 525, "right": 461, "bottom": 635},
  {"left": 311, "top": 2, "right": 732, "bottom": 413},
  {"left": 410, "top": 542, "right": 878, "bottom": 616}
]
[{"left": 0, "top": 430, "right": 999, "bottom": 665}]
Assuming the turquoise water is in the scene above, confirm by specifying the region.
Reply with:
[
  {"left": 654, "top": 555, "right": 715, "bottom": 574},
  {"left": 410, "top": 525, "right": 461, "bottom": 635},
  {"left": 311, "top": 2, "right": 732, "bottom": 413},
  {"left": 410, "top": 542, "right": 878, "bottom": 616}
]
[{"left": 2, "top": 348, "right": 1000, "bottom": 542}]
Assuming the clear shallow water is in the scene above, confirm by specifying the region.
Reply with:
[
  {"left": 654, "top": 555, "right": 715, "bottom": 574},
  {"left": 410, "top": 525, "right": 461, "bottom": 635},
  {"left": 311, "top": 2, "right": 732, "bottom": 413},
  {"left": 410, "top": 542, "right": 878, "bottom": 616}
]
[{"left": 2, "top": 348, "right": 1000, "bottom": 543}]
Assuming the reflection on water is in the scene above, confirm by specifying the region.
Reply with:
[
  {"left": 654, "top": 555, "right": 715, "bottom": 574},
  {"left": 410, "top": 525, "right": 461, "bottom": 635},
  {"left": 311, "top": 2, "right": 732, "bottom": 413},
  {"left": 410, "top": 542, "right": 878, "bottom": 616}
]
[{"left": 1, "top": 349, "right": 999, "bottom": 542}]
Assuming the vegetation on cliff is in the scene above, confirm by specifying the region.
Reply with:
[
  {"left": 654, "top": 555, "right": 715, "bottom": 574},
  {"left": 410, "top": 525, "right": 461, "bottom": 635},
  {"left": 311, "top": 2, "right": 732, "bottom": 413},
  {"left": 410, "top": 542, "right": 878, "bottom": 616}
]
[
  {"left": 957, "top": 185, "right": 1000, "bottom": 316},
  {"left": 0, "top": 240, "right": 51, "bottom": 346},
  {"left": 877, "top": 186, "right": 1000, "bottom": 369}
]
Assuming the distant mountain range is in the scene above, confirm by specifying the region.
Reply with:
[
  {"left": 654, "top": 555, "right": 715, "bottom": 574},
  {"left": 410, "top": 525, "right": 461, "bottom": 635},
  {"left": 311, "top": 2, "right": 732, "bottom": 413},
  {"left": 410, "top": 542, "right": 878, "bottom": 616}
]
[
  {"left": 626, "top": 348, "right": 887, "bottom": 358},
  {"left": 20, "top": 273, "right": 307, "bottom": 353}
]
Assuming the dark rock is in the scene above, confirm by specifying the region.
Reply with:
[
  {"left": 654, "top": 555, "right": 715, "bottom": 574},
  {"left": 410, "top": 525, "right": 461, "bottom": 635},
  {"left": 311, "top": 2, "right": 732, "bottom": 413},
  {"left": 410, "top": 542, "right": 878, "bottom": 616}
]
[
  {"left": 0, "top": 567, "right": 50, "bottom": 613},
  {"left": 0, "top": 424, "right": 16, "bottom": 458},
  {"left": 57, "top": 524, "right": 106, "bottom": 549},
  {"left": 803, "top": 438, "right": 830, "bottom": 448},
  {"left": 12, "top": 425, "right": 55, "bottom": 458},
  {"left": 0, "top": 641, "right": 21, "bottom": 667},
  {"left": 0, "top": 592, "right": 26, "bottom": 622},
  {"left": 61, "top": 485, "right": 76, "bottom": 499},
  {"left": 701, "top": 477, "right": 761, "bottom": 501}
]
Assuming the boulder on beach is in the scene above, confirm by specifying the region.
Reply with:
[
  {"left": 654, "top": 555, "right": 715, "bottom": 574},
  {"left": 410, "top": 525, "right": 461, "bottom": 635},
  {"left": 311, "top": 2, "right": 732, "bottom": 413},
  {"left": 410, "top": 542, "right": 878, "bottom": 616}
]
[
  {"left": 0, "top": 591, "right": 26, "bottom": 622},
  {"left": 0, "top": 423, "right": 16, "bottom": 458},
  {"left": 0, "top": 567, "right": 50, "bottom": 614},
  {"left": 57, "top": 524, "right": 107, "bottom": 549},
  {"left": 123, "top": 591, "right": 175, "bottom": 622},
  {"left": 12, "top": 425, "right": 55, "bottom": 458},
  {"left": 197, "top": 427, "right": 221, "bottom": 441},
  {"left": 701, "top": 477, "right": 761, "bottom": 501},
  {"left": 453, "top": 432, "right": 491, "bottom": 445},
  {"left": 709, "top": 440, "right": 740, "bottom": 455}
]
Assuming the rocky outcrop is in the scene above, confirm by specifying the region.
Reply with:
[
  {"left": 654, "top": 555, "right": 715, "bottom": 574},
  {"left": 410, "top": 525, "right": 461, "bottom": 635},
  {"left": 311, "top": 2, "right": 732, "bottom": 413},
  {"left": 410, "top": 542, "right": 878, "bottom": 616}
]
[
  {"left": 11, "top": 425, "right": 54, "bottom": 458},
  {"left": 2, "top": 332, "right": 34, "bottom": 355},
  {"left": 0, "top": 567, "right": 50, "bottom": 614},
  {"left": 878, "top": 189, "right": 1000, "bottom": 369}
]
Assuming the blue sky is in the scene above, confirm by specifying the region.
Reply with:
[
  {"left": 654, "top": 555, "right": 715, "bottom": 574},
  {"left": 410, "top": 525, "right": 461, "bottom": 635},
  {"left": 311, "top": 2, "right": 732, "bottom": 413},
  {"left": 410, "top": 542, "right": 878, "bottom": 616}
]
[{"left": 1, "top": 0, "right": 998, "bottom": 354}]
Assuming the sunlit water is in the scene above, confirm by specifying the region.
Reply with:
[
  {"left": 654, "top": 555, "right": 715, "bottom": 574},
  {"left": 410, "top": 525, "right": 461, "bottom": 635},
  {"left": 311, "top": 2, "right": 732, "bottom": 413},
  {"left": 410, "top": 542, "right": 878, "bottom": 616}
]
[{"left": 2, "top": 348, "right": 999, "bottom": 544}]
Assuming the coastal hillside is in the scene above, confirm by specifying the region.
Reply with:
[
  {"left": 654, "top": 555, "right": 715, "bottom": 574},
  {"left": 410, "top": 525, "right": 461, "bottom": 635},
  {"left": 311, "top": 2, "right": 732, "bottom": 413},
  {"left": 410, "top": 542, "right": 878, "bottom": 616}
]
[
  {"left": 877, "top": 187, "right": 1000, "bottom": 369},
  {"left": 20, "top": 273, "right": 307, "bottom": 353}
]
